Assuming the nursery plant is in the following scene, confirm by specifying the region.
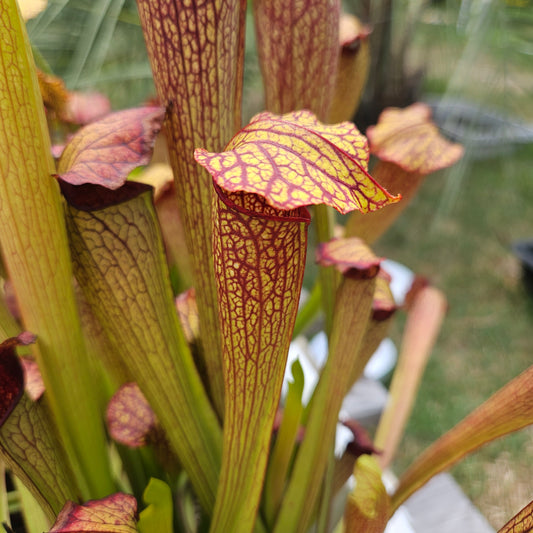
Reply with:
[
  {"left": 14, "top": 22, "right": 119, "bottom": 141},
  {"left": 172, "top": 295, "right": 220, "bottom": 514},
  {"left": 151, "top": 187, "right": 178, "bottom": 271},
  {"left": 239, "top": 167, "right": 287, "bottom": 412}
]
[{"left": 1, "top": 1, "right": 532, "bottom": 532}]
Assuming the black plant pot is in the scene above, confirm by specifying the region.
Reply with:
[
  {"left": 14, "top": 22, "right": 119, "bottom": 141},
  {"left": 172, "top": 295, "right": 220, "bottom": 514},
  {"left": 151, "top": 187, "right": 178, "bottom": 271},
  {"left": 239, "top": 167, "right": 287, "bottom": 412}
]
[{"left": 513, "top": 240, "right": 533, "bottom": 295}]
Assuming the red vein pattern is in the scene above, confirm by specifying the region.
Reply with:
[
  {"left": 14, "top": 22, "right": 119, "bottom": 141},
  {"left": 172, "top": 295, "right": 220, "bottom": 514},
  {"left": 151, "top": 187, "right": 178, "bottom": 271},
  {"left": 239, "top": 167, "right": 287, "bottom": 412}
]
[
  {"left": 196, "top": 110, "right": 399, "bottom": 215},
  {"left": 58, "top": 107, "right": 165, "bottom": 189},
  {"left": 498, "top": 500, "right": 533, "bottom": 533},
  {"left": 136, "top": 0, "right": 247, "bottom": 416},
  {"left": 316, "top": 237, "right": 383, "bottom": 278},
  {"left": 0, "top": 336, "right": 26, "bottom": 427},
  {"left": 210, "top": 187, "right": 310, "bottom": 531},
  {"left": 106, "top": 383, "right": 157, "bottom": 448},
  {"left": 367, "top": 103, "right": 464, "bottom": 174},
  {"left": 49, "top": 494, "right": 138, "bottom": 533},
  {"left": 253, "top": 0, "right": 340, "bottom": 119}
]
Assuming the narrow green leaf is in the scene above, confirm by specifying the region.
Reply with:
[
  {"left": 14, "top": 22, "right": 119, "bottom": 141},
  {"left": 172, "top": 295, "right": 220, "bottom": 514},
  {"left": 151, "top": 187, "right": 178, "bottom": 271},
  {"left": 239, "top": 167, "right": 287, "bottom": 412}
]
[
  {"left": 263, "top": 360, "right": 305, "bottom": 527},
  {"left": 392, "top": 364, "right": 533, "bottom": 512},
  {"left": 62, "top": 181, "right": 222, "bottom": 513},
  {"left": 274, "top": 239, "right": 380, "bottom": 533},
  {"left": 0, "top": 0, "right": 114, "bottom": 498},
  {"left": 13, "top": 478, "right": 51, "bottom": 533},
  {"left": 138, "top": 479, "right": 173, "bottom": 533}
]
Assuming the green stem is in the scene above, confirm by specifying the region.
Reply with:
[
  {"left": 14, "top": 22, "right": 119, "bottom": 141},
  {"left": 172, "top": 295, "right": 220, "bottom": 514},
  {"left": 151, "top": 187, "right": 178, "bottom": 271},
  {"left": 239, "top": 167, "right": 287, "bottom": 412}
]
[
  {"left": 314, "top": 205, "right": 338, "bottom": 336},
  {"left": 292, "top": 282, "right": 321, "bottom": 339}
]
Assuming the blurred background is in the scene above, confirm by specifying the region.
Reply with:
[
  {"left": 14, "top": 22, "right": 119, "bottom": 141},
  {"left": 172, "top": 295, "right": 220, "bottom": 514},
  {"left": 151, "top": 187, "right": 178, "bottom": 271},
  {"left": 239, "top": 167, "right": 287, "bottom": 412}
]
[{"left": 26, "top": 0, "right": 533, "bottom": 528}]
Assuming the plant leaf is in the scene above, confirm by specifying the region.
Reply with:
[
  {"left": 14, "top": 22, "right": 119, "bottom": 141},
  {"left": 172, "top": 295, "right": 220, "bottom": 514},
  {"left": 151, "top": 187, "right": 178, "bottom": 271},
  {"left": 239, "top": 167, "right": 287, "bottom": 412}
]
[
  {"left": 209, "top": 187, "right": 309, "bottom": 532},
  {"left": 374, "top": 286, "right": 447, "bottom": 470},
  {"left": 329, "top": 14, "right": 371, "bottom": 123},
  {"left": 0, "top": 0, "right": 115, "bottom": 498},
  {"left": 253, "top": 0, "right": 340, "bottom": 119},
  {"left": 0, "top": 335, "right": 27, "bottom": 426},
  {"left": 49, "top": 494, "right": 137, "bottom": 533},
  {"left": 195, "top": 110, "right": 399, "bottom": 215},
  {"left": 316, "top": 237, "right": 383, "bottom": 277},
  {"left": 275, "top": 239, "right": 380, "bottom": 532},
  {"left": 498, "top": 499, "right": 533, "bottom": 533},
  {"left": 138, "top": 479, "right": 173, "bottom": 533},
  {"left": 106, "top": 383, "right": 157, "bottom": 448},
  {"left": 392, "top": 364, "right": 533, "bottom": 511},
  {"left": 62, "top": 181, "right": 222, "bottom": 513},
  {"left": 344, "top": 455, "right": 390, "bottom": 533},
  {"left": 263, "top": 359, "right": 306, "bottom": 527},
  {"left": 366, "top": 103, "right": 464, "bottom": 174},
  {"left": 57, "top": 107, "right": 165, "bottom": 189},
  {"left": 137, "top": 0, "right": 248, "bottom": 418}
]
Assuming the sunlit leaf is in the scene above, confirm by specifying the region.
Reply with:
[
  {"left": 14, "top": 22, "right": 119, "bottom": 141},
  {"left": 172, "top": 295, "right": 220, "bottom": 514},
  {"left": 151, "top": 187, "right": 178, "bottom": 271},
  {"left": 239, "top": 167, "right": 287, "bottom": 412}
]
[
  {"left": 367, "top": 103, "right": 464, "bottom": 174},
  {"left": 137, "top": 0, "right": 248, "bottom": 418},
  {"left": 498, "top": 499, "right": 533, "bottom": 533},
  {"left": 195, "top": 110, "right": 399, "bottom": 214},
  {"left": 209, "top": 187, "right": 309, "bottom": 532},
  {"left": 344, "top": 455, "right": 390, "bottom": 533},
  {"left": 49, "top": 494, "right": 137, "bottom": 533},
  {"left": 106, "top": 383, "right": 157, "bottom": 448},
  {"left": 57, "top": 107, "right": 165, "bottom": 189},
  {"left": 138, "top": 479, "right": 173, "bottom": 533}
]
